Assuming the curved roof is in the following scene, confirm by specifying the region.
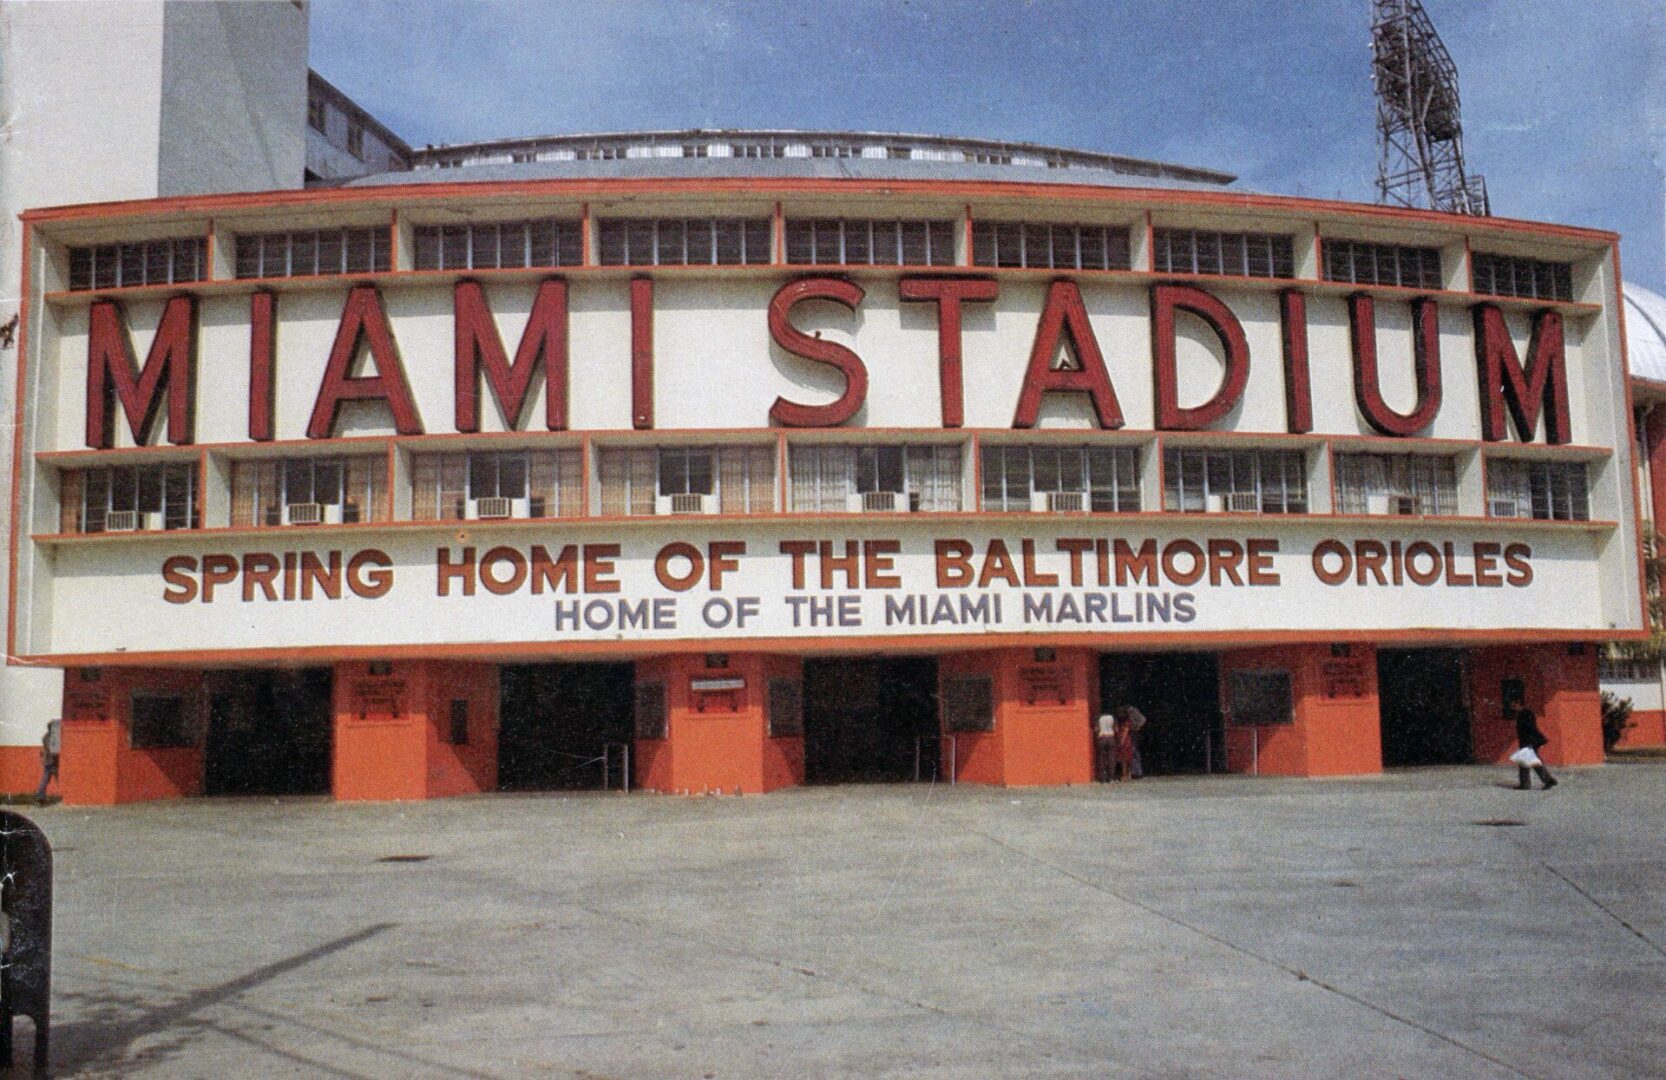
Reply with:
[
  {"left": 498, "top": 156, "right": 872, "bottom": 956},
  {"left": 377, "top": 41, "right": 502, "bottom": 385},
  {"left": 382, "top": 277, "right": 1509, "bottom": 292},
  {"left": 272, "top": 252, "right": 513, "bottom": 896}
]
[{"left": 1625, "top": 282, "right": 1666, "bottom": 384}]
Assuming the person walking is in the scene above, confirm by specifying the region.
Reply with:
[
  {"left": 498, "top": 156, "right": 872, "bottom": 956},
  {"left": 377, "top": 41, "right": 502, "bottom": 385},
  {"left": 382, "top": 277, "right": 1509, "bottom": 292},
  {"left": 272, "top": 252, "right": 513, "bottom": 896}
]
[
  {"left": 1094, "top": 708, "right": 1117, "bottom": 782},
  {"left": 34, "top": 719, "right": 60, "bottom": 805},
  {"left": 1510, "top": 704, "right": 1557, "bottom": 790}
]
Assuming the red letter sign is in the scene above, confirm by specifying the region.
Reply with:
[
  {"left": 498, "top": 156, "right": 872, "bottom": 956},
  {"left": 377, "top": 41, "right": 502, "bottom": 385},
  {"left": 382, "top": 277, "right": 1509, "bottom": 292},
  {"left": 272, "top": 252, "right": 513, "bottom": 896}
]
[
  {"left": 898, "top": 276, "right": 998, "bottom": 428},
  {"left": 1150, "top": 283, "right": 1250, "bottom": 430},
  {"left": 249, "top": 291, "right": 276, "bottom": 441},
  {"left": 1280, "top": 289, "right": 1313, "bottom": 434},
  {"left": 85, "top": 295, "right": 197, "bottom": 448},
  {"left": 631, "top": 276, "right": 654, "bottom": 430},
  {"left": 306, "top": 286, "right": 424, "bottom": 439},
  {"left": 768, "top": 277, "right": 869, "bottom": 427},
  {"left": 454, "top": 278, "right": 569, "bottom": 432},
  {"left": 1473, "top": 305, "right": 1569, "bottom": 444},
  {"left": 1011, "top": 280, "right": 1123, "bottom": 429},
  {"left": 1349, "top": 294, "right": 1442, "bottom": 437}
]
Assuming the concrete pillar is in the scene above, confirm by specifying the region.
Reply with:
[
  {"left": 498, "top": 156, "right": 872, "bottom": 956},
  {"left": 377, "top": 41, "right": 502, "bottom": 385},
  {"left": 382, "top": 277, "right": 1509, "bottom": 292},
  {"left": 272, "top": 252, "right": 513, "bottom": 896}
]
[
  {"left": 59, "top": 666, "right": 205, "bottom": 805},
  {"left": 1219, "top": 644, "right": 1382, "bottom": 777},
  {"left": 939, "top": 647, "right": 1094, "bottom": 787},
  {"left": 332, "top": 659, "right": 499, "bottom": 801},
  {"left": 633, "top": 653, "right": 803, "bottom": 794}
]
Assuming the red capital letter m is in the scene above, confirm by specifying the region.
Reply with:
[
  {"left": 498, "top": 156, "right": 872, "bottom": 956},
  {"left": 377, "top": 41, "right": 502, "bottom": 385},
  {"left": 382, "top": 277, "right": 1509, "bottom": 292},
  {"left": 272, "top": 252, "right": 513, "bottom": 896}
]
[
  {"left": 1473, "top": 305, "right": 1569, "bottom": 444},
  {"left": 85, "top": 296, "right": 197, "bottom": 448}
]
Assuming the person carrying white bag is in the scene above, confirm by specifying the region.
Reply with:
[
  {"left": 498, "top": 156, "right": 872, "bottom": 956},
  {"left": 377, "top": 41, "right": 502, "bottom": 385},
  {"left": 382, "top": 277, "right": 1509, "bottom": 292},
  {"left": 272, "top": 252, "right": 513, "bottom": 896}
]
[{"left": 1510, "top": 704, "right": 1557, "bottom": 791}]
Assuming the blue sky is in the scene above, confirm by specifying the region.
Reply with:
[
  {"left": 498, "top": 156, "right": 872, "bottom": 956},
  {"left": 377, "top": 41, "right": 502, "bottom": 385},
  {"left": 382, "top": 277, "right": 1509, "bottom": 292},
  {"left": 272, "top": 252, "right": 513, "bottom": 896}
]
[{"left": 311, "top": 0, "right": 1666, "bottom": 285}]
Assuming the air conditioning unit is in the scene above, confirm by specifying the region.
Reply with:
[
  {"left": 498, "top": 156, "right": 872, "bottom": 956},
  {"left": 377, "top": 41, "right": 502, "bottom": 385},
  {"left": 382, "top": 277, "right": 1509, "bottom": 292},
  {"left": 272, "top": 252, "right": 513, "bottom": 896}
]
[
  {"left": 1389, "top": 495, "right": 1420, "bottom": 516},
  {"left": 1223, "top": 492, "right": 1261, "bottom": 513},
  {"left": 860, "top": 490, "right": 904, "bottom": 513},
  {"left": 1489, "top": 498, "right": 1524, "bottom": 519},
  {"left": 1204, "top": 493, "right": 1224, "bottom": 513},
  {"left": 285, "top": 502, "right": 325, "bottom": 526},
  {"left": 1047, "top": 491, "right": 1086, "bottom": 513},
  {"left": 471, "top": 496, "right": 515, "bottom": 519},
  {"left": 1365, "top": 493, "right": 1391, "bottom": 515},
  {"left": 657, "top": 493, "right": 715, "bottom": 515},
  {"left": 105, "top": 510, "right": 140, "bottom": 531}
]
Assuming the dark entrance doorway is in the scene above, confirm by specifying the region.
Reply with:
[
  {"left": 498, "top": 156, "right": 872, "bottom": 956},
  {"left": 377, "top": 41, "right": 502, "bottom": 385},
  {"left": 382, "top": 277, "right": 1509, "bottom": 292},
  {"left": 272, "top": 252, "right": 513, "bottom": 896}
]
[
  {"left": 499, "top": 663, "right": 635, "bottom": 790},
  {"left": 1098, "top": 653, "right": 1222, "bottom": 775},
  {"left": 803, "top": 657, "right": 939, "bottom": 782},
  {"left": 1378, "top": 648, "right": 1472, "bottom": 766},
  {"left": 205, "top": 668, "right": 333, "bottom": 796}
]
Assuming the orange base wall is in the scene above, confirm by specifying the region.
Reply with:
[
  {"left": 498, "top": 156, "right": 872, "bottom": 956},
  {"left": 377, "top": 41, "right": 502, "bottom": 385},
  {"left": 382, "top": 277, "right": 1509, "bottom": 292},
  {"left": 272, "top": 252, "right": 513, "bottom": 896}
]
[
  {"left": 940, "top": 648, "right": 1094, "bottom": 787},
  {"left": 1471, "top": 644, "right": 1604, "bottom": 767},
  {"left": 1219, "top": 645, "right": 1382, "bottom": 777},
  {"left": 1616, "top": 708, "right": 1666, "bottom": 749},
  {"left": 333, "top": 660, "right": 499, "bottom": 802},
  {"left": 59, "top": 668, "right": 206, "bottom": 805},
  {"left": 0, "top": 746, "right": 56, "bottom": 799},
  {"left": 634, "top": 654, "right": 803, "bottom": 794}
]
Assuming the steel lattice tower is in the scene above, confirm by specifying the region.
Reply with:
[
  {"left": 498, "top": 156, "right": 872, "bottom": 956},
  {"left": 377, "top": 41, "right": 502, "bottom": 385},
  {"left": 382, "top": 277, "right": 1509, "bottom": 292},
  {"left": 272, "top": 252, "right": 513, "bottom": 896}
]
[{"left": 1372, "top": 0, "right": 1489, "bottom": 216}]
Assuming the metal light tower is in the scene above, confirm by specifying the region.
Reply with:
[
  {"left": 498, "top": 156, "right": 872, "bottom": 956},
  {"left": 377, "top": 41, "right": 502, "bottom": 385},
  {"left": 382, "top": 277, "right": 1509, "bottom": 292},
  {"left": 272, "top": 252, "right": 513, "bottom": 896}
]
[{"left": 1371, "top": 0, "right": 1489, "bottom": 216}]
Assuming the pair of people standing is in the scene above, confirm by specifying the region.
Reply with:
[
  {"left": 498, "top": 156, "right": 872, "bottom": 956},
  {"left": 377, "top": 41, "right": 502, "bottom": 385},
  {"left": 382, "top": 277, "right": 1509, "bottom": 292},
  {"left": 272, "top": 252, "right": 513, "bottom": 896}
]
[{"left": 1094, "top": 704, "right": 1145, "bottom": 782}]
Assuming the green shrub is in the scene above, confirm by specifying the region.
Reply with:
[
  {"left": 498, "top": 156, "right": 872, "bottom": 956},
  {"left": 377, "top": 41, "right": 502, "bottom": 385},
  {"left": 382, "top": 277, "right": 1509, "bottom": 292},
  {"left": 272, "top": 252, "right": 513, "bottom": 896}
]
[{"left": 1601, "top": 691, "right": 1635, "bottom": 752}]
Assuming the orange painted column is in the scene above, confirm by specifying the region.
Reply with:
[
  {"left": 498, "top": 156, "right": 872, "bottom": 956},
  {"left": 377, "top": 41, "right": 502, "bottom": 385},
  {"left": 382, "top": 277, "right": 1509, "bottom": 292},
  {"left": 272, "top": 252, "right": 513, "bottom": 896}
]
[
  {"left": 333, "top": 659, "right": 501, "bottom": 801},
  {"left": 59, "top": 667, "right": 206, "bottom": 805},
  {"left": 1218, "top": 644, "right": 1382, "bottom": 777},
  {"left": 633, "top": 653, "right": 802, "bottom": 794},
  {"left": 1471, "top": 644, "right": 1603, "bottom": 766},
  {"left": 939, "top": 648, "right": 1094, "bottom": 787}
]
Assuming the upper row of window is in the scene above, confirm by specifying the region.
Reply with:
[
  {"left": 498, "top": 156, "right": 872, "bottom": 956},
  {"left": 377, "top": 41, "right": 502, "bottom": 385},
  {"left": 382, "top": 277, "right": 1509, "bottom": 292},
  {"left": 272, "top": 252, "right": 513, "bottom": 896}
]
[
  {"left": 62, "top": 219, "right": 1577, "bottom": 302},
  {"left": 52, "top": 445, "right": 1592, "bottom": 534}
]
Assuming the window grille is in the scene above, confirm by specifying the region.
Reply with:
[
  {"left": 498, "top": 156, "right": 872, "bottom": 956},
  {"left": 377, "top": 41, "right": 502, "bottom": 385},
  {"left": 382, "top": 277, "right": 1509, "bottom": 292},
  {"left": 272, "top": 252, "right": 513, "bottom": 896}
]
[
  {"left": 788, "top": 444, "right": 961, "bottom": 513},
  {"left": 634, "top": 681, "right": 668, "bottom": 740},
  {"left": 410, "top": 449, "right": 582, "bottom": 521},
  {"left": 596, "top": 218, "right": 771, "bottom": 266},
  {"left": 595, "top": 445, "right": 776, "bottom": 516},
  {"left": 1151, "top": 229, "right": 1295, "bottom": 279},
  {"left": 970, "top": 222, "right": 1132, "bottom": 271},
  {"left": 412, "top": 219, "right": 583, "bottom": 270},
  {"left": 1227, "top": 670, "right": 1293, "bottom": 725},
  {"left": 1322, "top": 239, "right": 1442, "bottom": 289},
  {"left": 307, "top": 93, "right": 327, "bottom": 133},
  {"left": 767, "top": 679, "right": 804, "bottom": 738},
  {"left": 65, "top": 462, "right": 197, "bottom": 533},
  {"left": 980, "top": 445, "right": 1140, "bottom": 512},
  {"left": 67, "top": 238, "right": 207, "bottom": 291},
  {"left": 1599, "top": 657, "right": 1658, "bottom": 682},
  {"left": 234, "top": 227, "right": 391, "bottom": 279},
  {"left": 943, "top": 675, "right": 995, "bottom": 733},
  {"left": 733, "top": 143, "right": 786, "bottom": 159},
  {"left": 1487, "top": 458, "right": 1589, "bottom": 521},
  {"left": 130, "top": 694, "right": 190, "bottom": 748},
  {"left": 1471, "top": 252, "right": 1574, "bottom": 303},
  {"left": 1333, "top": 453, "right": 1457, "bottom": 516},
  {"left": 1162, "top": 448, "right": 1307, "bottom": 514},
  {"left": 785, "top": 219, "right": 957, "bottom": 267},
  {"left": 231, "top": 456, "right": 388, "bottom": 527},
  {"left": 346, "top": 120, "right": 364, "bottom": 159}
]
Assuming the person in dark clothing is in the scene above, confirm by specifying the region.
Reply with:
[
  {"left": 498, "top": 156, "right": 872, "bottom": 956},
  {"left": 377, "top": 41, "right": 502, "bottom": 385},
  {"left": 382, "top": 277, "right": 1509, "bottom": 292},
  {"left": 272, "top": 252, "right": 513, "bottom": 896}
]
[{"left": 1513, "top": 705, "right": 1557, "bottom": 790}]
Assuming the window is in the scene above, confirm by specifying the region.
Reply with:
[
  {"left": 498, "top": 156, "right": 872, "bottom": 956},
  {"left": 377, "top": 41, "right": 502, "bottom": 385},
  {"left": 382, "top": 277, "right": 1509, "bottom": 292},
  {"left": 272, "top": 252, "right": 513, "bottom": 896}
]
[
  {"left": 734, "top": 143, "right": 786, "bottom": 159},
  {"left": 1162, "top": 447, "right": 1307, "bottom": 514},
  {"left": 595, "top": 445, "right": 775, "bottom": 516},
  {"left": 1322, "top": 239, "right": 1442, "bottom": 289},
  {"left": 446, "top": 700, "right": 470, "bottom": 745},
  {"left": 1472, "top": 252, "right": 1574, "bottom": 303},
  {"left": 1333, "top": 453, "right": 1457, "bottom": 516},
  {"left": 1151, "top": 229, "right": 1295, "bottom": 279},
  {"left": 61, "top": 462, "right": 197, "bottom": 533},
  {"left": 412, "top": 219, "right": 583, "bottom": 270},
  {"left": 234, "top": 227, "right": 391, "bottom": 279},
  {"left": 345, "top": 119, "right": 364, "bottom": 160},
  {"left": 785, "top": 219, "right": 957, "bottom": 266},
  {"left": 980, "top": 445, "right": 1140, "bottom": 512},
  {"left": 67, "top": 238, "right": 207, "bottom": 291},
  {"left": 1600, "top": 657, "right": 1657, "bottom": 682},
  {"left": 307, "top": 93, "right": 327, "bottom": 133},
  {"left": 1228, "top": 670, "right": 1293, "bottom": 725},
  {"left": 943, "top": 675, "right": 995, "bottom": 733},
  {"left": 231, "top": 456, "right": 388, "bottom": 527},
  {"left": 596, "top": 218, "right": 771, "bottom": 266},
  {"left": 634, "top": 681, "right": 668, "bottom": 740},
  {"left": 971, "top": 222, "right": 1132, "bottom": 271},
  {"left": 1487, "top": 458, "right": 1590, "bottom": 521},
  {"left": 767, "top": 679, "right": 803, "bottom": 738},
  {"left": 130, "top": 694, "right": 190, "bottom": 748},
  {"left": 410, "top": 449, "right": 583, "bottom": 521},
  {"left": 788, "top": 444, "right": 962, "bottom": 513}
]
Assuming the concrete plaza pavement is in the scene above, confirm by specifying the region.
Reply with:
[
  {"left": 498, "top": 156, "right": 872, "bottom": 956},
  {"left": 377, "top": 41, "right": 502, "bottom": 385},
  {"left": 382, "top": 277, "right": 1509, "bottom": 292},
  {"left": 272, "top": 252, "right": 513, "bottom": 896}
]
[{"left": 14, "top": 760, "right": 1666, "bottom": 1078}]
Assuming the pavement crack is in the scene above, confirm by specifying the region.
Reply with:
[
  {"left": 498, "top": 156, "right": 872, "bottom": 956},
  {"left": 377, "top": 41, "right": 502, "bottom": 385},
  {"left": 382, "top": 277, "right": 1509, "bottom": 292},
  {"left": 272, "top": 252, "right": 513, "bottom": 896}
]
[{"left": 1537, "top": 859, "right": 1666, "bottom": 960}]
